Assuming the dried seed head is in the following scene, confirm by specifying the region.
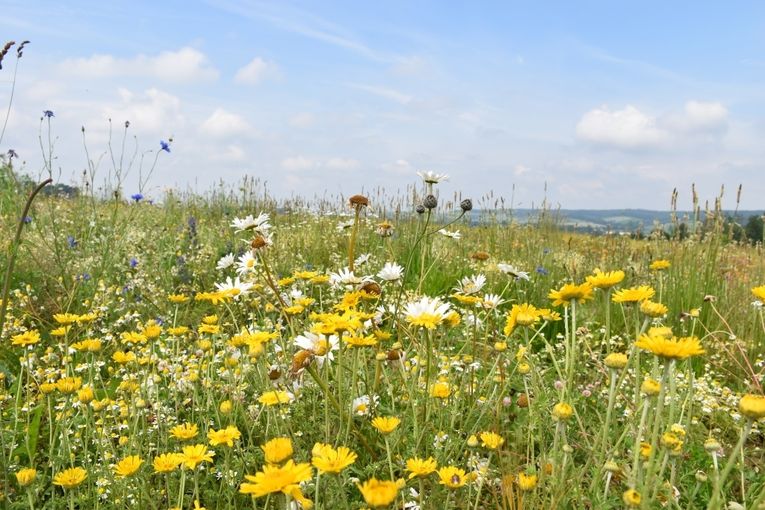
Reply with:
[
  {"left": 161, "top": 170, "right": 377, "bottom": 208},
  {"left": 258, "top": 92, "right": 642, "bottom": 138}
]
[
  {"left": 359, "top": 281, "right": 381, "bottom": 296},
  {"left": 251, "top": 236, "right": 268, "bottom": 250},
  {"left": 349, "top": 194, "right": 369, "bottom": 207},
  {"left": 415, "top": 204, "right": 426, "bottom": 214},
  {"left": 470, "top": 251, "right": 490, "bottom": 261},
  {"left": 460, "top": 198, "right": 473, "bottom": 212},
  {"left": 386, "top": 349, "right": 402, "bottom": 361},
  {"left": 268, "top": 367, "right": 282, "bottom": 380},
  {"left": 290, "top": 349, "right": 314, "bottom": 374},
  {"left": 423, "top": 194, "right": 438, "bottom": 210}
]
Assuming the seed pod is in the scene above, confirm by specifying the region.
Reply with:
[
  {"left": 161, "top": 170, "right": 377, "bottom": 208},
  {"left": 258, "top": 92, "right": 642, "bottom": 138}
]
[
  {"left": 460, "top": 198, "right": 473, "bottom": 212},
  {"left": 423, "top": 194, "right": 438, "bottom": 210}
]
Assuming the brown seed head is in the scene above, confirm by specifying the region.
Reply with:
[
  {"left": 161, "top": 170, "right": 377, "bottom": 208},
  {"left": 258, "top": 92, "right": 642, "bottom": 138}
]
[
  {"left": 251, "top": 236, "right": 268, "bottom": 250},
  {"left": 471, "top": 251, "right": 490, "bottom": 261},
  {"left": 349, "top": 194, "right": 369, "bottom": 207},
  {"left": 359, "top": 281, "right": 382, "bottom": 296},
  {"left": 290, "top": 349, "right": 314, "bottom": 374}
]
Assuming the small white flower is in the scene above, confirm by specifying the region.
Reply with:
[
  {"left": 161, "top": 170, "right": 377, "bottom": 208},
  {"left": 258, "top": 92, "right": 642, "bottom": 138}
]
[
  {"left": 336, "top": 219, "right": 355, "bottom": 231},
  {"left": 236, "top": 252, "right": 258, "bottom": 276},
  {"left": 455, "top": 274, "right": 486, "bottom": 295},
  {"left": 377, "top": 262, "right": 404, "bottom": 282},
  {"left": 231, "top": 212, "right": 271, "bottom": 233},
  {"left": 480, "top": 293, "right": 505, "bottom": 309},
  {"left": 214, "top": 276, "right": 253, "bottom": 299},
  {"left": 216, "top": 253, "right": 235, "bottom": 270},
  {"left": 497, "top": 262, "right": 530, "bottom": 281},
  {"left": 329, "top": 267, "right": 369, "bottom": 287},
  {"left": 351, "top": 395, "right": 379, "bottom": 416},
  {"left": 354, "top": 253, "right": 371, "bottom": 266},
  {"left": 417, "top": 170, "right": 449, "bottom": 184},
  {"left": 437, "top": 229, "right": 461, "bottom": 239}
]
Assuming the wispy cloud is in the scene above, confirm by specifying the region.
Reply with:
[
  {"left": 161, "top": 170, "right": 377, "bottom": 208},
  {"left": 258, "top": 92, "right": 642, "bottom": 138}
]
[
  {"left": 347, "top": 83, "right": 413, "bottom": 105},
  {"left": 206, "top": 0, "right": 397, "bottom": 63}
]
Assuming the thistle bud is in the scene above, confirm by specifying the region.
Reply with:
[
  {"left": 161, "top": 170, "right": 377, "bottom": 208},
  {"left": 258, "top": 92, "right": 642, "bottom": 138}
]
[
  {"left": 460, "top": 198, "right": 473, "bottom": 212},
  {"left": 423, "top": 194, "right": 438, "bottom": 210}
]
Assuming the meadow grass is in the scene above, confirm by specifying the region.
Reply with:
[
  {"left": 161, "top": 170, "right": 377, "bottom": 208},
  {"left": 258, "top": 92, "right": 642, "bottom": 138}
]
[{"left": 1, "top": 165, "right": 765, "bottom": 510}]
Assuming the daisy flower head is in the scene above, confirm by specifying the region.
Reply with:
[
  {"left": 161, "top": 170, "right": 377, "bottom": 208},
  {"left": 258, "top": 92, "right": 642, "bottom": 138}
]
[
  {"left": 357, "top": 478, "right": 404, "bottom": 508},
  {"left": 239, "top": 461, "right": 313, "bottom": 508},
  {"left": 261, "top": 437, "right": 293, "bottom": 464},
  {"left": 236, "top": 252, "right": 258, "bottom": 276},
  {"left": 455, "top": 274, "right": 486, "bottom": 295},
  {"left": 406, "top": 457, "right": 437, "bottom": 479},
  {"left": 294, "top": 332, "right": 339, "bottom": 368},
  {"left": 417, "top": 170, "right": 449, "bottom": 185},
  {"left": 214, "top": 276, "right": 253, "bottom": 299},
  {"left": 53, "top": 467, "right": 87, "bottom": 489},
  {"left": 231, "top": 212, "right": 270, "bottom": 234},
  {"left": 612, "top": 285, "right": 655, "bottom": 304},
  {"left": 437, "top": 466, "right": 468, "bottom": 489},
  {"left": 377, "top": 262, "right": 404, "bottom": 282},
  {"left": 634, "top": 333, "right": 705, "bottom": 360},
  {"left": 311, "top": 443, "right": 357, "bottom": 474},
  {"left": 437, "top": 228, "right": 461, "bottom": 239},
  {"left": 216, "top": 253, "right": 235, "bottom": 270},
  {"left": 586, "top": 269, "right": 625, "bottom": 289},
  {"left": 114, "top": 455, "right": 143, "bottom": 477},
  {"left": 404, "top": 296, "right": 451, "bottom": 330},
  {"left": 497, "top": 263, "right": 530, "bottom": 281},
  {"left": 548, "top": 282, "right": 594, "bottom": 307}
]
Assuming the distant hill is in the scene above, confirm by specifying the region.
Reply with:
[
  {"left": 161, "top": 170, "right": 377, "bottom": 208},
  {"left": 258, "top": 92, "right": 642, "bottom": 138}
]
[{"left": 472, "top": 209, "right": 765, "bottom": 234}]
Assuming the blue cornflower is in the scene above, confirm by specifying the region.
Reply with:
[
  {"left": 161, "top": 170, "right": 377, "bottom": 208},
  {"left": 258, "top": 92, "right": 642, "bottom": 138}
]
[
  {"left": 22, "top": 216, "right": 32, "bottom": 224},
  {"left": 81, "top": 273, "right": 91, "bottom": 281},
  {"left": 129, "top": 258, "right": 138, "bottom": 268},
  {"left": 160, "top": 140, "right": 171, "bottom": 153},
  {"left": 67, "top": 235, "right": 78, "bottom": 248},
  {"left": 43, "top": 110, "right": 54, "bottom": 118},
  {"left": 7, "top": 149, "right": 18, "bottom": 159},
  {"left": 543, "top": 248, "right": 551, "bottom": 255},
  {"left": 536, "top": 266, "right": 549, "bottom": 276},
  {"left": 131, "top": 193, "right": 144, "bottom": 202}
]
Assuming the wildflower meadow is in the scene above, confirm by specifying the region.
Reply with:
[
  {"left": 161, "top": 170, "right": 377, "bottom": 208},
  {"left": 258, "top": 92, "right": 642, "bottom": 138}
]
[{"left": 2, "top": 39, "right": 765, "bottom": 510}]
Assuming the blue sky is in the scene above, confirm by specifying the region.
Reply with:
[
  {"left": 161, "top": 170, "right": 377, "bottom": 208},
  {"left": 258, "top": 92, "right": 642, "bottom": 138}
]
[{"left": 2, "top": 0, "right": 764, "bottom": 209}]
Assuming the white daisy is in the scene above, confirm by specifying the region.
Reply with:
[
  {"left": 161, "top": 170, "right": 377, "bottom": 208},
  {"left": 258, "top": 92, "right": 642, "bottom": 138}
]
[
  {"left": 329, "top": 267, "right": 367, "bottom": 287},
  {"left": 416, "top": 170, "right": 449, "bottom": 184},
  {"left": 377, "top": 262, "right": 404, "bottom": 282},
  {"left": 403, "top": 296, "right": 451, "bottom": 327},
  {"left": 236, "top": 252, "right": 258, "bottom": 276},
  {"left": 480, "top": 293, "right": 505, "bottom": 309},
  {"left": 455, "top": 274, "right": 486, "bottom": 295},
  {"left": 214, "top": 276, "right": 253, "bottom": 299},
  {"left": 497, "top": 262, "right": 530, "bottom": 281},
  {"left": 336, "top": 219, "right": 355, "bottom": 232},
  {"left": 231, "top": 212, "right": 271, "bottom": 233},
  {"left": 437, "top": 229, "right": 461, "bottom": 239},
  {"left": 216, "top": 253, "right": 235, "bottom": 270},
  {"left": 354, "top": 253, "right": 371, "bottom": 266},
  {"left": 351, "top": 394, "right": 379, "bottom": 416}
]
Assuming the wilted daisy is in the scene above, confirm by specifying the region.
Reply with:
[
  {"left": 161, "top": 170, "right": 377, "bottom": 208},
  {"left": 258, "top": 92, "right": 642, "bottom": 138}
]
[
  {"left": 455, "top": 274, "right": 487, "bottom": 295},
  {"left": 437, "top": 229, "right": 461, "bottom": 239},
  {"left": 294, "top": 332, "right": 339, "bottom": 367}
]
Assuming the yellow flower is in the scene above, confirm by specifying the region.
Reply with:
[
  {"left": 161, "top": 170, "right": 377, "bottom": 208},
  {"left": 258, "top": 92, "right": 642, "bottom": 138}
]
[
  {"left": 77, "top": 387, "right": 94, "bottom": 404},
  {"left": 548, "top": 282, "right": 593, "bottom": 307},
  {"left": 356, "top": 478, "right": 403, "bottom": 507},
  {"left": 612, "top": 285, "right": 655, "bottom": 304},
  {"left": 344, "top": 334, "right": 378, "bottom": 347},
  {"left": 641, "top": 377, "right": 661, "bottom": 396},
  {"left": 752, "top": 286, "right": 765, "bottom": 301},
  {"left": 604, "top": 352, "right": 628, "bottom": 370},
  {"left": 430, "top": 381, "right": 452, "bottom": 399},
  {"left": 141, "top": 320, "right": 162, "bottom": 339},
  {"left": 208, "top": 425, "right": 241, "bottom": 448},
  {"left": 406, "top": 457, "right": 437, "bottom": 479},
  {"left": 437, "top": 466, "right": 468, "bottom": 489},
  {"left": 640, "top": 300, "right": 668, "bottom": 317},
  {"left": 53, "top": 313, "right": 79, "bottom": 325},
  {"left": 503, "top": 303, "right": 542, "bottom": 335},
  {"left": 552, "top": 402, "right": 574, "bottom": 421},
  {"left": 240, "top": 460, "right": 313, "bottom": 508},
  {"left": 121, "top": 331, "right": 148, "bottom": 344},
  {"left": 261, "top": 437, "right": 293, "bottom": 464},
  {"left": 198, "top": 324, "right": 221, "bottom": 335},
  {"left": 170, "top": 423, "right": 199, "bottom": 440},
  {"left": 168, "top": 326, "right": 189, "bottom": 336},
  {"left": 114, "top": 455, "right": 143, "bottom": 477},
  {"left": 623, "top": 488, "right": 641, "bottom": 507},
  {"left": 311, "top": 443, "right": 357, "bottom": 474},
  {"left": 517, "top": 472, "right": 538, "bottom": 491},
  {"left": 180, "top": 444, "right": 215, "bottom": 469},
  {"left": 55, "top": 377, "right": 82, "bottom": 394},
  {"left": 112, "top": 350, "right": 136, "bottom": 364},
  {"left": 153, "top": 453, "right": 183, "bottom": 473},
  {"left": 371, "top": 416, "right": 401, "bottom": 435},
  {"left": 169, "top": 294, "right": 190, "bottom": 304},
  {"left": 219, "top": 400, "right": 233, "bottom": 414},
  {"left": 649, "top": 259, "right": 670, "bottom": 271},
  {"left": 639, "top": 442, "right": 652, "bottom": 459},
  {"left": 71, "top": 338, "right": 102, "bottom": 352},
  {"left": 11, "top": 330, "right": 40, "bottom": 347},
  {"left": 479, "top": 431, "right": 504, "bottom": 449},
  {"left": 53, "top": 467, "right": 87, "bottom": 489},
  {"left": 635, "top": 334, "right": 705, "bottom": 360},
  {"left": 586, "top": 269, "right": 625, "bottom": 289},
  {"left": 258, "top": 390, "right": 293, "bottom": 406},
  {"left": 50, "top": 326, "right": 70, "bottom": 337},
  {"left": 739, "top": 394, "right": 765, "bottom": 420},
  {"left": 15, "top": 468, "right": 37, "bottom": 486}
]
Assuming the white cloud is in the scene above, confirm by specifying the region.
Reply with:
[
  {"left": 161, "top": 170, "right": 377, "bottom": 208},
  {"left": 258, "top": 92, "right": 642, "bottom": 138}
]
[
  {"left": 214, "top": 144, "right": 246, "bottom": 162},
  {"left": 381, "top": 159, "right": 412, "bottom": 175},
  {"left": 325, "top": 157, "right": 359, "bottom": 170},
  {"left": 99, "top": 88, "right": 184, "bottom": 133},
  {"left": 234, "top": 57, "right": 278, "bottom": 85},
  {"left": 349, "top": 83, "right": 412, "bottom": 105},
  {"left": 281, "top": 156, "right": 314, "bottom": 171},
  {"left": 289, "top": 112, "right": 315, "bottom": 128},
  {"left": 514, "top": 164, "right": 531, "bottom": 176},
  {"left": 61, "top": 47, "right": 219, "bottom": 83},
  {"left": 677, "top": 101, "right": 728, "bottom": 132},
  {"left": 576, "top": 105, "right": 667, "bottom": 149},
  {"left": 200, "top": 108, "right": 252, "bottom": 137}
]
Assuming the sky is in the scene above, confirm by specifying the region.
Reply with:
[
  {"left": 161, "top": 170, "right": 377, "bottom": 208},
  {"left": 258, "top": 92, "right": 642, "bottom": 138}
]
[{"left": 1, "top": 0, "right": 764, "bottom": 210}]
